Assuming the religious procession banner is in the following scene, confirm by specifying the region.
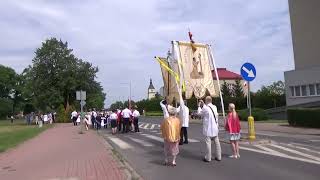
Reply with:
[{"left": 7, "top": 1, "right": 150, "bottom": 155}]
[
  {"left": 174, "top": 41, "right": 216, "bottom": 99},
  {"left": 156, "top": 57, "right": 180, "bottom": 104}
]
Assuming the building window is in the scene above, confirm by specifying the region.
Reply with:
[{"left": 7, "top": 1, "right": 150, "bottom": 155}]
[
  {"left": 295, "top": 86, "right": 301, "bottom": 96},
  {"left": 301, "top": 85, "right": 307, "bottom": 96},
  {"left": 290, "top": 86, "right": 294, "bottom": 97},
  {"left": 309, "top": 84, "right": 316, "bottom": 96},
  {"left": 316, "top": 84, "right": 320, "bottom": 95}
]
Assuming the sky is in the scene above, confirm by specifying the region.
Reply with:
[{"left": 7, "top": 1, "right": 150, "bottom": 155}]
[{"left": 0, "top": 0, "right": 294, "bottom": 107}]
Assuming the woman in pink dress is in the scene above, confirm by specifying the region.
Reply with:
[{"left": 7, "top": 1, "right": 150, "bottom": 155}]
[{"left": 225, "top": 103, "right": 241, "bottom": 159}]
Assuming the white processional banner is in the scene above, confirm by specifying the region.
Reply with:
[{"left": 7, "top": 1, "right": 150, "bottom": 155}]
[{"left": 176, "top": 41, "right": 216, "bottom": 99}]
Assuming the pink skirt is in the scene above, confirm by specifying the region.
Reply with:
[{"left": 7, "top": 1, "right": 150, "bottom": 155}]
[{"left": 164, "top": 140, "right": 179, "bottom": 156}]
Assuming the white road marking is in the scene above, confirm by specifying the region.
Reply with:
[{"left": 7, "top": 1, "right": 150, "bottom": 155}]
[
  {"left": 188, "top": 139, "right": 200, "bottom": 143},
  {"left": 240, "top": 146, "right": 320, "bottom": 165},
  {"left": 150, "top": 124, "right": 155, "bottom": 129},
  {"left": 310, "top": 139, "right": 320, "bottom": 142},
  {"left": 255, "top": 145, "right": 287, "bottom": 157},
  {"left": 108, "top": 137, "right": 133, "bottom": 149},
  {"left": 270, "top": 144, "right": 320, "bottom": 162},
  {"left": 127, "top": 137, "right": 154, "bottom": 147},
  {"left": 157, "top": 124, "right": 161, "bottom": 128},
  {"left": 143, "top": 123, "right": 150, "bottom": 129},
  {"left": 141, "top": 134, "right": 163, "bottom": 142},
  {"left": 139, "top": 123, "right": 145, "bottom": 128},
  {"left": 287, "top": 144, "right": 320, "bottom": 155}
]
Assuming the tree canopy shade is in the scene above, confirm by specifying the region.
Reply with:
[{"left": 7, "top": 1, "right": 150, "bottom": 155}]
[{"left": 23, "top": 37, "right": 105, "bottom": 112}]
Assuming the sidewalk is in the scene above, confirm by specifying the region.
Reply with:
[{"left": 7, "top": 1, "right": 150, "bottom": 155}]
[
  {"left": 0, "top": 124, "right": 126, "bottom": 180},
  {"left": 240, "top": 122, "right": 320, "bottom": 135}
]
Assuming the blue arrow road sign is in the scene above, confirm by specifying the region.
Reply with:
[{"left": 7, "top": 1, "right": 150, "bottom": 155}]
[{"left": 241, "top": 62, "right": 256, "bottom": 82}]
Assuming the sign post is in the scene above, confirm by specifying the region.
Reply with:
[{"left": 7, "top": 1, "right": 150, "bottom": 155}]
[
  {"left": 240, "top": 62, "right": 256, "bottom": 140},
  {"left": 76, "top": 90, "right": 86, "bottom": 132}
]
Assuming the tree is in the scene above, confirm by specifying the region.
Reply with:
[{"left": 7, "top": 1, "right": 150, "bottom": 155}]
[
  {"left": 221, "top": 81, "right": 231, "bottom": 97},
  {"left": 0, "top": 65, "right": 24, "bottom": 116},
  {"left": 253, "top": 80, "right": 286, "bottom": 109},
  {"left": 110, "top": 101, "right": 124, "bottom": 110},
  {"left": 233, "top": 80, "right": 244, "bottom": 97},
  {"left": 23, "top": 37, "right": 105, "bottom": 111}
]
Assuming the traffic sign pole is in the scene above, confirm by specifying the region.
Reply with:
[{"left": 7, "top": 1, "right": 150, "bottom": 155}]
[{"left": 241, "top": 62, "right": 256, "bottom": 141}]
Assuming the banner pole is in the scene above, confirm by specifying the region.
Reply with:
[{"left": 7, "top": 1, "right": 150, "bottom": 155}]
[{"left": 208, "top": 45, "right": 226, "bottom": 121}]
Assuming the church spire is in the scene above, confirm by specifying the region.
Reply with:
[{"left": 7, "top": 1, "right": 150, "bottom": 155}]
[{"left": 148, "top": 78, "right": 155, "bottom": 90}]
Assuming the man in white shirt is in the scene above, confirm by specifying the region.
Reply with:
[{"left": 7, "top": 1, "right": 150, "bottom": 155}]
[
  {"left": 121, "top": 107, "right": 132, "bottom": 133},
  {"left": 71, "top": 110, "right": 78, "bottom": 126},
  {"left": 176, "top": 101, "right": 190, "bottom": 145},
  {"left": 198, "top": 96, "right": 221, "bottom": 162},
  {"left": 132, "top": 106, "right": 140, "bottom": 132}
]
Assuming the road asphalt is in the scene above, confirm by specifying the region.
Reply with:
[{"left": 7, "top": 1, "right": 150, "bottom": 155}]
[{"left": 100, "top": 116, "right": 320, "bottom": 180}]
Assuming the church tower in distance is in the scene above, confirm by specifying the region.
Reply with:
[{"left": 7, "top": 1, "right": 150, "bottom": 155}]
[{"left": 147, "top": 79, "right": 156, "bottom": 100}]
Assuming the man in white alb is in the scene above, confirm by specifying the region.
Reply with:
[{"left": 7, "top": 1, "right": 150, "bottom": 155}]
[{"left": 198, "top": 96, "right": 221, "bottom": 162}]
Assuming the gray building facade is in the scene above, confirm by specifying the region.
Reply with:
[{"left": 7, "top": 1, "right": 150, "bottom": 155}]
[{"left": 284, "top": 0, "right": 320, "bottom": 107}]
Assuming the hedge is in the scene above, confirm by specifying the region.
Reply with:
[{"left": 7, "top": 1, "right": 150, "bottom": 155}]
[
  {"left": 287, "top": 108, "right": 320, "bottom": 128},
  {"left": 237, "top": 108, "right": 268, "bottom": 121}
]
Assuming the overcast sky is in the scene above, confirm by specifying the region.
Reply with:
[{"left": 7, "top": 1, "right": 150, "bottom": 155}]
[{"left": 0, "top": 0, "right": 294, "bottom": 107}]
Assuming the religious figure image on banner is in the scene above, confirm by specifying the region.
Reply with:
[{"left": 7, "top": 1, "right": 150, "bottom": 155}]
[
  {"left": 177, "top": 41, "right": 216, "bottom": 99},
  {"left": 190, "top": 53, "right": 204, "bottom": 79}
]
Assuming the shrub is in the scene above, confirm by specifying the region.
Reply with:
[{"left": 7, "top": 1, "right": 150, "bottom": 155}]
[
  {"left": 287, "top": 108, "right": 320, "bottom": 128},
  {"left": 237, "top": 108, "right": 268, "bottom": 121},
  {"left": 56, "top": 104, "right": 74, "bottom": 123}
]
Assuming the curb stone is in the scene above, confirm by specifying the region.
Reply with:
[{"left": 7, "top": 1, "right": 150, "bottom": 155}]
[{"left": 97, "top": 131, "right": 144, "bottom": 180}]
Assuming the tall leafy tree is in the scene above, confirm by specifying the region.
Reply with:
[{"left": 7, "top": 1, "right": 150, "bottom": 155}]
[{"left": 24, "top": 37, "right": 105, "bottom": 111}]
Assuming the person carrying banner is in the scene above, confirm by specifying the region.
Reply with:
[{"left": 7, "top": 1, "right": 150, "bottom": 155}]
[
  {"left": 198, "top": 96, "right": 221, "bottom": 162},
  {"left": 176, "top": 100, "right": 189, "bottom": 145}
]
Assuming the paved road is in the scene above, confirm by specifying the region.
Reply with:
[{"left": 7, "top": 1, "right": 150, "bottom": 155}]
[{"left": 101, "top": 117, "right": 320, "bottom": 180}]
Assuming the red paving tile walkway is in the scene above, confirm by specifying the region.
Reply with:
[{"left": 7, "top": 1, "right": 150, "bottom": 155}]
[{"left": 0, "top": 124, "right": 126, "bottom": 180}]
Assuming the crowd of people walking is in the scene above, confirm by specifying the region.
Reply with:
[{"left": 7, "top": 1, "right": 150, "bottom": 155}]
[{"left": 71, "top": 106, "right": 140, "bottom": 133}]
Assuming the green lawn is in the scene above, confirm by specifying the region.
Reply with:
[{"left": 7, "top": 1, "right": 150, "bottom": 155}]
[{"left": 0, "top": 119, "right": 52, "bottom": 153}]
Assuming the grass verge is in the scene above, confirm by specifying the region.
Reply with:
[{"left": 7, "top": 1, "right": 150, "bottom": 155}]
[{"left": 0, "top": 119, "right": 52, "bottom": 153}]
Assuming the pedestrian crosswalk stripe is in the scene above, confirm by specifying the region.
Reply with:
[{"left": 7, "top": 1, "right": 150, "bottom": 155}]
[
  {"left": 108, "top": 137, "right": 133, "bottom": 149},
  {"left": 127, "top": 137, "right": 154, "bottom": 147},
  {"left": 143, "top": 124, "right": 149, "bottom": 129},
  {"left": 139, "top": 123, "right": 145, "bottom": 128},
  {"left": 188, "top": 139, "right": 200, "bottom": 143},
  {"left": 151, "top": 124, "right": 155, "bottom": 129},
  {"left": 287, "top": 144, "right": 320, "bottom": 155},
  {"left": 255, "top": 145, "right": 287, "bottom": 157},
  {"left": 141, "top": 134, "right": 163, "bottom": 142},
  {"left": 270, "top": 144, "right": 320, "bottom": 162},
  {"left": 241, "top": 146, "right": 320, "bottom": 165}
]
